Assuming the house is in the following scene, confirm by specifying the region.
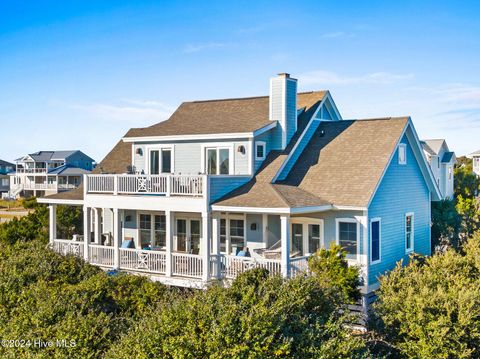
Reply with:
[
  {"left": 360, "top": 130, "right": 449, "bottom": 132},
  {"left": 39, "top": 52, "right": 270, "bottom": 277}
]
[
  {"left": 421, "top": 139, "right": 456, "bottom": 199},
  {"left": 0, "top": 159, "right": 15, "bottom": 197},
  {"left": 38, "top": 73, "right": 441, "bottom": 305},
  {"left": 9, "top": 150, "right": 95, "bottom": 198},
  {"left": 468, "top": 150, "right": 480, "bottom": 176}
]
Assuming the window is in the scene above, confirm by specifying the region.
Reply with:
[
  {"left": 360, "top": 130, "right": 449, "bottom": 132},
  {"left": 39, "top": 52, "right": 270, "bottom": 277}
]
[
  {"left": 405, "top": 213, "right": 414, "bottom": 252},
  {"left": 139, "top": 214, "right": 152, "bottom": 248},
  {"left": 370, "top": 219, "right": 381, "bottom": 263},
  {"left": 230, "top": 219, "right": 245, "bottom": 254},
  {"left": 206, "top": 148, "right": 230, "bottom": 175},
  {"left": 291, "top": 223, "right": 303, "bottom": 254},
  {"left": 153, "top": 215, "right": 166, "bottom": 248},
  {"left": 255, "top": 141, "right": 266, "bottom": 160},
  {"left": 448, "top": 166, "right": 452, "bottom": 180},
  {"left": 150, "top": 149, "right": 173, "bottom": 174},
  {"left": 220, "top": 219, "right": 227, "bottom": 253},
  {"left": 308, "top": 224, "right": 321, "bottom": 254},
  {"left": 398, "top": 144, "right": 407, "bottom": 165},
  {"left": 337, "top": 220, "right": 358, "bottom": 259}
]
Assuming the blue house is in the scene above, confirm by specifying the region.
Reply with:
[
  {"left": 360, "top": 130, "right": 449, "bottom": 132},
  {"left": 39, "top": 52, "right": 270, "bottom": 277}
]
[{"left": 39, "top": 73, "right": 440, "bottom": 304}]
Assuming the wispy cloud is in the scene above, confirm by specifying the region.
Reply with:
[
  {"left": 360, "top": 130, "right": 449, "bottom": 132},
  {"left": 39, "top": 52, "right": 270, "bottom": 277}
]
[
  {"left": 54, "top": 99, "right": 174, "bottom": 123},
  {"left": 299, "top": 70, "right": 414, "bottom": 86},
  {"left": 321, "top": 31, "right": 355, "bottom": 39},
  {"left": 183, "top": 42, "right": 227, "bottom": 53}
]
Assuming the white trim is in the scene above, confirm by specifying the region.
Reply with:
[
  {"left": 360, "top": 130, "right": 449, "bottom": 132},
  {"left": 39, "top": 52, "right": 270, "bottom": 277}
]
[
  {"left": 405, "top": 212, "right": 414, "bottom": 253},
  {"left": 123, "top": 132, "right": 254, "bottom": 143},
  {"left": 369, "top": 217, "right": 381, "bottom": 264},
  {"left": 210, "top": 204, "right": 332, "bottom": 214},
  {"left": 333, "top": 205, "right": 368, "bottom": 211},
  {"left": 37, "top": 198, "right": 84, "bottom": 205},
  {"left": 335, "top": 217, "right": 360, "bottom": 262},
  {"left": 201, "top": 143, "right": 234, "bottom": 175},
  {"left": 253, "top": 122, "right": 277, "bottom": 137},
  {"left": 398, "top": 143, "right": 407, "bottom": 165},
  {"left": 254, "top": 141, "right": 266, "bottom": 161}
]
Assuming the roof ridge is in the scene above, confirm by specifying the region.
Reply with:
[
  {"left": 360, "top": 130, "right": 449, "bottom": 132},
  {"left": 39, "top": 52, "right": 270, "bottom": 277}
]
[
  {"left": 353, "top": 116, "right": 410, "bottom": 122},
  {"left": 269, "top": 184, "right": 292, "bottom": 208},
  {"left": 186, "top": 90, "right": 328, "bottom": 104}
]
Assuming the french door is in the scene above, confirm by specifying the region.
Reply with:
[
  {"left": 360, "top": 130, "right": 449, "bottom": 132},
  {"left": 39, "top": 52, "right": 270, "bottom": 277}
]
[
  {"left": 176, "top": 218, "right": 201, "bottom": 254},
  {"left": 290, "top": 220, "right": 324, "bottom": 256}
]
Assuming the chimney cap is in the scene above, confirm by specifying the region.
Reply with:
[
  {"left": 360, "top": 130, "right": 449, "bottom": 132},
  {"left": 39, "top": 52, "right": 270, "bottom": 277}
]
[{"left": 277, "top": 73, "right": 290, "bottom": 78}]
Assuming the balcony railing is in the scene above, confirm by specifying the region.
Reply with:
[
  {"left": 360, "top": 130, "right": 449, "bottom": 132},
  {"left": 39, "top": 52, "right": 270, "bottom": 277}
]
[
  {"left": 16, "top": 168, "right": 48, "bottom": 174},
  {"left": 23, "top": 183, "right": 58, "bottom": 190},
  {"left": 86, "top": 174, "right": 205, "bottom": 197}
]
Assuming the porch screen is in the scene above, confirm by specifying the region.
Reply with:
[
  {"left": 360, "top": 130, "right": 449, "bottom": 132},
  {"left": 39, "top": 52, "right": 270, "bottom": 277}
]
[{"left": 338, "top": 222, "right": 357, "bottom": 259}]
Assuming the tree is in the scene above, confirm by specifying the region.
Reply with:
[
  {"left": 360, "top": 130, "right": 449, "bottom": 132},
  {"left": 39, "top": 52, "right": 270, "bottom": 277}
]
[
  {"left": 370, "top": 232, "right": 480, "bottom": 358},
  {"left": 308, "top": 244, "right": 361, "bottom": 303},
  {"left": 431, "top": 199, "right": 461, "bottom": 251},
  {"left": 456, "top": 195, "right": 480, "bottom": 240},
  {"left": 454, "top": 163, "right": 479, "bottom": 199}
]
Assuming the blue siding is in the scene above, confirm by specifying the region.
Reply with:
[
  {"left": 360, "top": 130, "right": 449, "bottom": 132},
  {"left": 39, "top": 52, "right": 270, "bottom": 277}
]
[
  {"left": 276, "top": 120, "right": 321, "bottom": 181},
  {"left": 368, "top": 134, "right": 431, "bottom": 285},
  {"left": 209, "top": 176, "right": 251, "bottom": 203},
  {"left": 285, "top": 79, "right": 297, "bottom": 146}
]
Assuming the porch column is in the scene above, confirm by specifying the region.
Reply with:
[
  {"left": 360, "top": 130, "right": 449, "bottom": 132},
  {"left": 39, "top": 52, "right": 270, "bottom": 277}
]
[
  {"left": 165, "top": 210, "right": 173, "bottom": 277},
  {"left": 201, "top": 212, "right": 211, "bottom": 281},
  {"left": 83, "top": 206, "right": 91, "bottom": 261},
  {"left": 113, "top": 208, "right": 120, "bottom": 269},
  {"left": 212, "top": 212, "right": 221, "bottom": 279},
  {"left": 280, "top": 214, "right": 291, "bottom": 278},
  {"left": 262, "top": 213, "right": 268, "bottom": 245},
  {"left": 94, "top": 208, "right": 102, "bottom": 244},
  {"left": 48, "top": 204, "right": 57, "bottom": 245}
]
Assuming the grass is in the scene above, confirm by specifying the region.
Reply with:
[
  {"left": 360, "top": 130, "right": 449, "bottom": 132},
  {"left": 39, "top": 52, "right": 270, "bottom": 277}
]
[{"left": 0, "top": 199, "right": 24, "bottom": 210}]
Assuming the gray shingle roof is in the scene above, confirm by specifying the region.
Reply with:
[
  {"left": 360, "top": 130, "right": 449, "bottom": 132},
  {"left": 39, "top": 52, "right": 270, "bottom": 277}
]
[
  {"left": 421, "top": 139, "right": 445, "bottom": 155},
  {"left": 47, "top": 165, "right": 91, "bottom": 175}
]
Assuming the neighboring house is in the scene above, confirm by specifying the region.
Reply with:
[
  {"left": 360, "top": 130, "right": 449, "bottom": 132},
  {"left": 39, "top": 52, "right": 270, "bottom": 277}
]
[
  {"left": 421, "top": 139, "right": 456, "bottom": 199},
  {"left": 38, "top": 73, "right": 441, "bottom": 306},
  {"left": 0, "top": 159, "right": 15, "bottom": 197},
  {"left": 10, "top": 150, "right": 95, "bottom": 198},
  {"left": 468, "top": 150, "right": 480, "bottom": 176}
]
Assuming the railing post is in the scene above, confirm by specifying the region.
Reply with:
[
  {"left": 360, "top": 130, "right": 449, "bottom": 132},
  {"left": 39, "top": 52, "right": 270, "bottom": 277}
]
[
  {"left": 166, "top": 175, "right": 171, "bottom": 197},
  {"left": 212, "top": 212, "right": 221, "bottom": 279},
  {"left": 113, "top": 208, "right": 120, "bottom": 269},
  {"left": 201, "top": 212, "right": 211, "bottom": 281},
  {"left": 280, "top": 214, "right": 291, "bottom": 278},
  {"left": 165, "top": 210, "right": 173, "bottom": 277},
  {"left": 83, "top": 206, "right": 91, "bottom": 261},
  {"left": 48, "top": 204, "right": 57, "bottom": 246},
  {"left": 94, "top": 208, "right": 102, "bottom": 244},
  {"left": 113, "top": 175, "right": 118, "bottom": 195}
]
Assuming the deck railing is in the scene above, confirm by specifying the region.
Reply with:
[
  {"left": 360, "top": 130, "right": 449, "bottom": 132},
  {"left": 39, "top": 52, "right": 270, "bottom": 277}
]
[
  {"left": 86, "top": 174, "right": 205, "bottom": 197},
  {"left": 89, "top": 244, "right": 115, "bottom": 267},
  {"left": 220, "top": 255, "right": 281, "bottom": 279},
  {"left": 172, "top": 253, "right": 203, "bottom": 278},
  {"left": 52, "top": 239, "right": 85, "bottom": 258},
  {"left": 290, "top": 256, "right": 310, "bottom": 277},
  {"left": 16, "top": 168, "right": 48, "bottom": 174},
  {"left": 23, "top": 183, "right": 58, "bottom": 190},
  {"left": 119, "top": 248, "right": 166, "bottom": 274}
]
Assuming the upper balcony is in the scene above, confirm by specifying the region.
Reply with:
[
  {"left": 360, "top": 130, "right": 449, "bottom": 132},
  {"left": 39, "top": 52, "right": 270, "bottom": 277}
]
[
  {"left": 16, "top": 168, "right": 48, "bottom": 174},
  {"left": 86, "top": 174, "right": 206, "bottom": 197}
]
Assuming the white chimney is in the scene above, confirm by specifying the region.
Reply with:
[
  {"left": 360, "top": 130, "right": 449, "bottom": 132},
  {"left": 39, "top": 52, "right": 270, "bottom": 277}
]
[{"left": 269, "top": 73, "right": 298, "bottom": 150}]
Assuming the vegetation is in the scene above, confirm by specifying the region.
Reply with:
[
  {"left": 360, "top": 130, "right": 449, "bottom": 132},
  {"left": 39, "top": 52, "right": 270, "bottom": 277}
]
[{"left": 371, "top": 233, "right": 480, "bottom": 358}]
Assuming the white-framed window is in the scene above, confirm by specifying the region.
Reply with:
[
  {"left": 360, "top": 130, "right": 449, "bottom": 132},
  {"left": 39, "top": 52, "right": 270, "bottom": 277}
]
[
  {"left": 255, "top": 141, "right": 266, "bottom": 161},
  {"left": 398, "top": 143, "right": 407, "bottom": 165},
  {"left": 336, "top": 218, "right": 359, "bottom": 261},
  {"left": 405, "top": 212, "right": 414, "bottom": 253},
  {"left": 290, "top": 218, "right": 324, "bottom": 256},
  {"left": 370, "top": 218, "right": 381, "bottom": 264},
  {"left": 148, "top": 147, "right": 174, "bottom": 174},
  {"left": 219, "top": 214, "right": 245, "bottom": 255},
  {"left": 139, "top": 213, "right": 166, "bottom": 249},
  {"left": 204, "top": 147, "right": 231, "bottom": 175}
]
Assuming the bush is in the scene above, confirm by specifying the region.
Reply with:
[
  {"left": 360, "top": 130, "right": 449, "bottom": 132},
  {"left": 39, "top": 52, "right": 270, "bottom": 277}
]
[
  {"left": 370, "top": 232, "right": 480, "bottom": 358},
  {"left": 106, "top": 268, "right": 367, "bottom": 358}
]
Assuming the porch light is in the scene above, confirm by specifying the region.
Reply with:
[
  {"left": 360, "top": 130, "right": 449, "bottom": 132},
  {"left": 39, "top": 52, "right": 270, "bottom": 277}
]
[
  {"left": 237, "top": 145, "right": 246, "bottom": 154},
  {"left": 136, "top": 148, "right": 143, "bottom": 156}
]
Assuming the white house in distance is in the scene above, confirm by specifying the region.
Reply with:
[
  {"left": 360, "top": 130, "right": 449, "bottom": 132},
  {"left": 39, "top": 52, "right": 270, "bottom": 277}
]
[
  {"left": 10, "top": 150, "right": 95, "bottom": 198},
  {"left": 0, "top": 159, "right": 15, "bottom": 197},
  {"left": 468, "top": 150, "right": 480, "bottom": 176},
  {"left": 39, "top": 73, "right": 441, "bottom": 307},
  {"left": 421, "top": 139, "right": 456, "bottom": 199}
]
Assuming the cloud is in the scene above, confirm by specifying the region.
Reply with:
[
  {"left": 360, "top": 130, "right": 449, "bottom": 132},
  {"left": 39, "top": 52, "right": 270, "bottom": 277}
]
[
  {"left": 298, "top": 70, "right": 414, "bottom": 86},
  {"left": 56, "top": 99, "right": 174, "bottom": 124},
  {"left": 321, "top": 31, "right": 355, "bottom": 39},
  {"left": 183, "top": 42, "right": 227, "bottom": 53}
]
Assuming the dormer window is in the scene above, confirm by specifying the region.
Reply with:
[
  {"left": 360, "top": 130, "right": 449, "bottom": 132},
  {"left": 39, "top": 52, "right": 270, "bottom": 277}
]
[
  {"left": 398, "top": 144, "right": 407, "bottom": 165},
  {"left": 255, "top": 141, "right": 266, "bottom": 161}
]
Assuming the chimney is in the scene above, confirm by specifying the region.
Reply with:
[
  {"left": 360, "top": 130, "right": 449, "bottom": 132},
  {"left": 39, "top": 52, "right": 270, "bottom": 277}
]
[{"left": 269, "top": 73, "right": 298, "bottom": 150}]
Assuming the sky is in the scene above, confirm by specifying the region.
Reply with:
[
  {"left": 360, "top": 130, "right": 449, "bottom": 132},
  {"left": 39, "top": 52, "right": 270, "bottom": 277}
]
[{"left": 1, "top": 0, "right": 479, "bottom": 162}]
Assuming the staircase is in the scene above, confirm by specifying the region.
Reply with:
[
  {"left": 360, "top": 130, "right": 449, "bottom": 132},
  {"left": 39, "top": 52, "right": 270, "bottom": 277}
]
[{"left": 8, "top": 184, "right": 23, "bottom": 199}]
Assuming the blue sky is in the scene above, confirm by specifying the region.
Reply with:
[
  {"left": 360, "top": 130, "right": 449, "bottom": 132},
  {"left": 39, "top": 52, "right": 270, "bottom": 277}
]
[{"left": 1, "top": 0, "right": 479, "bottom": 162}]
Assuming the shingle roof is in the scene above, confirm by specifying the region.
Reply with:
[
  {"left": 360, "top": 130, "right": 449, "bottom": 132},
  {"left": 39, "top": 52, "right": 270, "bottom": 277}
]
[
  {"left": 125, "top": 91, "right": 327, "bottom": 138},
  {"left": 215, "top": 117, "right": 409, "bottom": 208},
  {"left": 47, "top": 165, "right": 92, "bottom": 175},
  {"left": 420, "top": 141, "right": 436, "bottom": 156},
  {"left": 28, "top": 150, "right": 77, "bottom": 161},
  {"left": 469, "top": 149, "right": 480, "bottom": 157},
  {"left": 0, "top": 159, "right": 14, "bottom": 167},
  {"left": 421, "top": 139, "right": 445, "bottom": 155}
]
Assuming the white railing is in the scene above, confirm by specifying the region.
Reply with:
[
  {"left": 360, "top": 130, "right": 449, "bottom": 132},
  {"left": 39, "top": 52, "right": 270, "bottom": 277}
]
[
  {"left": 58, "top": 183, "right": 79, "bottom": 190},
  {"left": 290, "top": 256, "right": 310, "bottom": 277},
  {"left": 119, "top": 248, "right": 166, "bottom": 274},
  {"left": 86, "top": 174, "right": 205, "bottom": 197},
  {"left": 16, "top": 168, "right": 48, "bottom": 174},
  {"left": 23, "top": 183, "right": 58, "bottom": 190},
  {"left": 89, "top": 245, "right": 115, "bottom": 267},
  {"left": 52, "top": 239, "right": 84, "bottom": 258},
  {"left": 172, "top": 253, "right": 203, "bottom": 278},
  {"left": 220, "top": 255, "right": 282, "bottom": 279}
]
